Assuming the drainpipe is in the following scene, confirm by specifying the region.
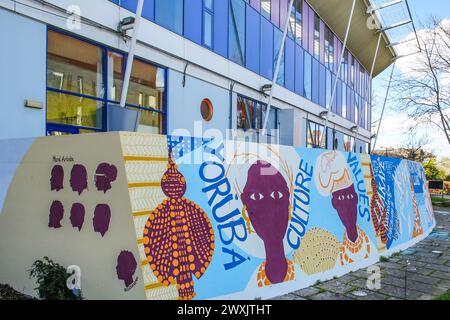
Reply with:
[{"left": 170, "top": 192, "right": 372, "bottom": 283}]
[
  {"left": 262, "top": 0, "right": 295, "bottom": 132},
  {"left": 321, "top": 0, "right": 356, "bottom": 148},
  {"left": 120, "top": 0, "right": 145, "bottom": 107}
]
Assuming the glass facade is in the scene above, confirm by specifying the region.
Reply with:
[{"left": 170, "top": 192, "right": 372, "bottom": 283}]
[
  {"left": 155, "top": 0, "right": 184, "bottom": 34},
  {"left": 229, "top": 0, "right": 246, "bottom": 66},
  {"left": 203, "top": 0, "right": 214, "bottom": 48},
  {"left": 109, "top": 0, "right": 373, "bottom": 134},
  {"left": 47, "top": 29, "right": 166, "bottom": 135}
]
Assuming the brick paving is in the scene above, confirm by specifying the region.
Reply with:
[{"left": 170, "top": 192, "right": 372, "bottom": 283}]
[{"left": 276, "top": 206, "right": 450, "bottom": 300}]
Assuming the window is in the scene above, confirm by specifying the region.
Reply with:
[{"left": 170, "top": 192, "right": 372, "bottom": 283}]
[
  {"left": 343, "top": 134, "right": 355, "bottom": 152},
  {"left": 200, "top": 98, "right": 213, "bottom": 121},
  {"left": 229, "top": 0, "right": 246, "bottom": 66},
  {"left": 274, "top": 29, "right": 285, "bottom": 86},
  {"left": 342, "top": 84, "right": 347, "bottom": 118},
  {"left": 47, "top": 30, "right": 166, "bottom": 135},
  {"left": 155, "top": 0, "right": 184, "bottom": 35},
  {"left": 294, "top": 0, "right": 303, "bottom": 44},
  {"left": 261, "top": 0, "right": 271, "bottom": 20},
  {"left": 203, "top": 0, "right": 214, "bottom": 48},
  {"left": 313, "top": 14, "right": 320, "bottom": 59},
  {"left": 306, "top": 120, "right": 326, "bottom": 149},
  {"left": 237, "top": 95, "right": 278, "bottom": 131},
  {"left": 304, "top": 52, "right": 312, "bottom": 99},
  {"left": 325, "top": 70, "right": 332, "bottom": 109},
  {"left": 47, "top": 30, "right": 105, "bottom": 130},
  {"left": 324, "top": 26, "right": 334, "bottom": 70},
  {"left": 342, "top": 49, "right": 348, "bottom": 83}
]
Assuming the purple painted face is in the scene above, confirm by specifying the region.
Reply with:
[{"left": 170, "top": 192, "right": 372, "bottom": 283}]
[
  {"left": 95, "top": 163, "right": 117, "bottom": 193},
  {"left": 50, "top": 165, "right": 64, "bottom": 192},
  {"left": 49, "top": 200, "right": 64, "bottom": 229},
  {"left": 93, "top": 204, "right": 111, "bottom": 237},
  {"left": 70, "top": 203, "right": 85, "bottom": 231},
  {"left": 241, "top": 161, "right": 290, "bottom": 242},
  {"left": 331, "top": 184, "right": 358, "bottom": 241},
  {"left": 116, "top": 250, "right": 137, "bottom": 288},
  {"left": 70, "top": 164, "right": 88, "bottom": 195}
]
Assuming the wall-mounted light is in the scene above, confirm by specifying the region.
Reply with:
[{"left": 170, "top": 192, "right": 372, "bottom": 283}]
[
  {"left": 24, "top": 100, "right": 43, "bottom": 109},
  {"left": 351, "top": 125, "right": 359, "bottom": 133},
  {"left": 118, "top": 16, "right": 135, "bottom": 35},
  {"left": 319, "top": 111, "right": 329, "bottom": 119},
  {"left": 260, "top": 84, "right": 272, "bottom": 97}
]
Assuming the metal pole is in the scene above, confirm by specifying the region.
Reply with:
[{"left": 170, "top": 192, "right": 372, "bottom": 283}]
[
  {"left": 120, "top": 0, "right": 145, "bottom": 107},
  {"left": 355, "top": 33, "right": 382, "bottom": 148},
  {"left": 262, "top": 0, "right": 295, "bottom": 131},
  {"left": 321, "top": 0, "right": 356, "bottom": 148},
  {"left": 372, "top": 60, "right": 396, "bottom": 151}
]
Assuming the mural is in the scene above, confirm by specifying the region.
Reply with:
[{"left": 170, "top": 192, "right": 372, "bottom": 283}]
[{"left": 0, "top": 133, "right": 436, "bottom": 300}]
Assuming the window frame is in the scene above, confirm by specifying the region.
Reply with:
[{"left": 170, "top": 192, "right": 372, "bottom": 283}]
[
  {"left": 46, "top": 27, "right": 168, "bottom": 135},
  {"left": 202, "top": 0, "right": 214, "bottom": 49}
]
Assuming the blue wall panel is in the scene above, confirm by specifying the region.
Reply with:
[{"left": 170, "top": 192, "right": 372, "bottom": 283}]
[
  {"left": 284, "top": 37, "right": 295, "bottom": 92},
  {"left": 312, "top": 59, "right": 319, "bottom": 104},
  {"left": 260, "top": 18, "right": 274, "bottom": 80},
  {"left": 120, "top": 0, "right": 155, "bottom": 20},
  {"left": 294, "top": 44, "right": 304, "bottom": 96},
  {"left": 184, "top": 0, "right": 202, "bottom": 45},
  {"left": 245, "top": 5, "right": 261, "bottom": 74},
  {"left": 318, "top": 64, "right": 326, "bottom": 107},
  {"left": 213, "top": 0, "right": 229, "bottom": 58}
]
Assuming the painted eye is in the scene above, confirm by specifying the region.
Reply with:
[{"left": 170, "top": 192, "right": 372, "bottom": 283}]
[
  {"left": 338, "top": 195, "right": 345, "bottom": 201},
  {"left": 270, "top": 191, "right": 284, "bottom": 199},
  {"left": 347, "top": 194, "right": 354, "bottom": 200},
  {"left": 250, "top": 193, "right": 264, "bottom": 201}
]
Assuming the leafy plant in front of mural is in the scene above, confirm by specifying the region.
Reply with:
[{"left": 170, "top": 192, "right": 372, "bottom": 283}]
[
  {"left": 143, "top": 152, "right": 214, "bottom": 300},
  {"left": 241, "top": 161, "right": 295, "bottom": 287},
  {"left": 29, "top": 257, "right": 83, "bottom": 300}
]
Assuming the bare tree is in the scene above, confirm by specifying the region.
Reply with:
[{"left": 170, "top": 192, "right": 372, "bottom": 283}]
[{"left": 391, "top": 17, "right": 450, "bottom": 144}]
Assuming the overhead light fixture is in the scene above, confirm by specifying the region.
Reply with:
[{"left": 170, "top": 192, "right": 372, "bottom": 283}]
[
  {"left": 351, "top": 125, "right": 358, "bottom": 133},
  {"left": 319, "top": 111, "right": 328, "bottom": 119},
  {"left": 261, "top": 84, "right": 272, "bottom": 97},
  {"left": 118, "top": 16, "right": 135, "bottom": 34}
]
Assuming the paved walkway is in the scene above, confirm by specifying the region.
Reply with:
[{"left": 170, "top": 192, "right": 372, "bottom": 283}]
[{"left": 276, "top": 206, "right": 450, "bottom": 300}]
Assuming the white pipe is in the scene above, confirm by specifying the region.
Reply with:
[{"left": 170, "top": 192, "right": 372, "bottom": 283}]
[
  {"left": 372, "top": 61, "right": 396, "bottom": 152},
  {"left": 321, "top": 0, "right": 356, "bottom": 148},
  {"left": 120, "top": 0, "right": 145, "bottom": 107},
  {"left": 354, "top": 32, "right": 382, "bottom": 147},
  {"left": 262, "top": 0, "right": 295, "bottom": 133}
]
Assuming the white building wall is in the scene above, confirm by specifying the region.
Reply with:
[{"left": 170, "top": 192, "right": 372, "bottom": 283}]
[{"left": 0, "top": 8, "right": 47, "bottom": 139}]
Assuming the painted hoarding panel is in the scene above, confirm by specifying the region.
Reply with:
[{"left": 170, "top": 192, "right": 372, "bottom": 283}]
[{"left": 0, "top": 133, "right": 435, "bottom": 300}]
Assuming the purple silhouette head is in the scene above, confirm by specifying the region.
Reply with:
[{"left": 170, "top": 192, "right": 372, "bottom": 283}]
[
  {"left": 331, "top": 184, "right": 359, "bottom": 242},
  {"left": 93, "top": 204, "right": 111, "bottom": 237},
  {"left": 70, "top": 164, "right": 88, "bottom": 195},
  {"left": 116, "top": 250, "right": 138, "bottom": 288},
  {"left": 241, "top": 161, "right": 290, "bottom": 285},
  {"left": 241, "top": 161, "right": 290, "bottom": 242},
  {"left": 49, "top": 200, "right": 64, "bottom": 229},
  {"left": 95, "top": 163, "right": 118, "bottom": 193},
  {"left": 70, "top": 203, "right": 85, "bottom": 231},
  {"left": 50, "top": 165, "right": 64, "bottom": 192}
]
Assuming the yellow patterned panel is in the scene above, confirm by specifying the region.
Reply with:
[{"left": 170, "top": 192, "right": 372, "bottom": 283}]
[{"left": 120, "top": 133, "right": 177, "bottom": 300}]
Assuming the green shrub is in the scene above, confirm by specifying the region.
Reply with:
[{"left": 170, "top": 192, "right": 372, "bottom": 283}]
[{"left": 29, "top": 257, "right": 82, "bottom": 300}]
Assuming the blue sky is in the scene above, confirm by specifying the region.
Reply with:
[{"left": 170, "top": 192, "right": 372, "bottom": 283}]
[{"left": 372, "top": 0, "right": 450, "bottom": 158}]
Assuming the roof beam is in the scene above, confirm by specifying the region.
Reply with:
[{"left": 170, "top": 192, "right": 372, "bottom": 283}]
[
  {"left": 377, "top": 19, "right": 412, "bottom": 33},
  {"left": 367, "top": 0, "right": 403, "bottom": 14}
]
